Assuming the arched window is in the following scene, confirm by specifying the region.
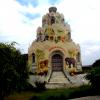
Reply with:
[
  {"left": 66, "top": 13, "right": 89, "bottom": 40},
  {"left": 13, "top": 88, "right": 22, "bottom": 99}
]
[
  {"left": 32, "top": 53, "right": 35, "bottom": 63},
  {"left": 50, "top": 36, "right": 54, "bottom": 41},
  {"left": 77, "top": 52, "right": 80, "bottom": 62},
  {"left": 68, "top": 32, "right": 71, "bottom": 40},
  {"left": 51, "top": 16, "right": 55, "bottom": 25},
  {"left": 57, "top": 36, "right": 61, "bottom": 41},
  {"left": 45, "top": 35, "right": 49, "bottom": 40}
]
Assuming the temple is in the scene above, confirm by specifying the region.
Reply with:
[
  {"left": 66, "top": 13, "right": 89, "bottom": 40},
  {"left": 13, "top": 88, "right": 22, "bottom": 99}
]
[{"left": 28, "top": 7, "right": 82, "bottom": 85}]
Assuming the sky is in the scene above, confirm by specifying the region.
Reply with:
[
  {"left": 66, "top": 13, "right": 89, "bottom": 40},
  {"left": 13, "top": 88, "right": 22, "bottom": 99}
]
[{"left": 0, "top": 0, "right": 100, "bottom": 65}]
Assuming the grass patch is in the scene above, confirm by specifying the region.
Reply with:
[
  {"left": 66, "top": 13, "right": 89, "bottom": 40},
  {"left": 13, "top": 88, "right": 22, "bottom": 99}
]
[
  {"left": 4, "top": 91, "right": 34, "bottom": 100},
  {"left": 5, "top": 85, "right": 100, "bottom": 100}
]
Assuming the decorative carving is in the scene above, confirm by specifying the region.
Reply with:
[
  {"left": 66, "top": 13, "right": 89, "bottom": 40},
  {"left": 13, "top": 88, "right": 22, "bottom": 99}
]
[
  {"left": 44, "top": 25, "right": 55, "bottom": 36},
  {"left": 65, "top": 57, "right": 76, "bottom": 68},
  {"left": 35, "top": 49, "right": 45, "bottom": 72},
  {"left": 35, "top": 49, "right": 45, "bottom": 60},
  {"left": 36, "top": 27, "right": 45, "bottom": 41},
  {"left": 69, "top": 67, "right": 77, "bottom": 76},
  {"left": 65, "top": 57, "right": 77, "bottom": 75},
  {"left": 68, "top": 49, "right": 77, "bottom": 58},
  {"left": 38, "top": 59, "right": 48, "bottom": 76},
  {"left": 61, "top": 36, "right": 65, "bottom": 42},
  {"left": 37, "top": 7, "right": 72, "bottom": 43},
  {"left": 49, "top": 46, "right": 66, "bottom": 53}
]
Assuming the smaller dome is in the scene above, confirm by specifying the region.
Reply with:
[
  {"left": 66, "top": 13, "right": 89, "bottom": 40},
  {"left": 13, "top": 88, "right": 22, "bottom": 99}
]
[{"left": 49, "top": 7, "right": 57, "bottom": 13}]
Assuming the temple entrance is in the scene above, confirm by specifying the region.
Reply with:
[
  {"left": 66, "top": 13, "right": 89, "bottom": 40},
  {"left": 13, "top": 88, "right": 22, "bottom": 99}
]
[{"left": 52, "top": 53, "right": 63, "bottom": 71}]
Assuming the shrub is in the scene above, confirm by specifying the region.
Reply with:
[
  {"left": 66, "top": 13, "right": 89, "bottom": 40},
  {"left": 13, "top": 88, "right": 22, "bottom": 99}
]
[
  {"left": 86, "top": 59, "right": 100, "bottom": 92},
  {"left": 35, "top": 81, "right": 46, "bottom": 91},
  {"left": 0, "top": 42, "right": 29, "bottom": 99}
]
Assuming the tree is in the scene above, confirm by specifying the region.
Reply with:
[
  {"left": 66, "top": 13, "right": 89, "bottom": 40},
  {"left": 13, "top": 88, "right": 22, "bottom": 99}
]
[
  {"left": 92, "top": 59, "right": 100, "bottom": 67},
  {"left": 0, "top": 42, "right": 29, "bottom": 99},
  {"left": 86, "top": 59, "right": 100, "bottom": 90}
]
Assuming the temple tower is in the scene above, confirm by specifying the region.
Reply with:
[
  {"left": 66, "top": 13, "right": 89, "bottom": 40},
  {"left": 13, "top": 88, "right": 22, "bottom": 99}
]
[{"left": 28, "top": 7, "right": 82, "bottom": 84}]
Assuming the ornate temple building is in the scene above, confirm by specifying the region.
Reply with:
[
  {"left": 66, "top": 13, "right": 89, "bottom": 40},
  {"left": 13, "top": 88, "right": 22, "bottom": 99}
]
[{"left": 28, "top": 7, "right": 82, "bottom": 84}]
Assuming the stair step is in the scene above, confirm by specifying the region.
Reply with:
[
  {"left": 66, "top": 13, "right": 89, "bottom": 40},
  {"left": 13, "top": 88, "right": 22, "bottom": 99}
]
[{"left": 49, "top": 71, "right": 70, "bottom": 84}]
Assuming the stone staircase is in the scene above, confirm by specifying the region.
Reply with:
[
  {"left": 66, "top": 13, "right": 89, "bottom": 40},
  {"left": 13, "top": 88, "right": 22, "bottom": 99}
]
[
  {"left": 28, "top": 71, "right": 89, "bottom": 89},
  {"left": 63, "top": 70, "right": 89, "bottom": 85},
  {"left": 49, "top": 71, "right": 70, "bottom": 84}
]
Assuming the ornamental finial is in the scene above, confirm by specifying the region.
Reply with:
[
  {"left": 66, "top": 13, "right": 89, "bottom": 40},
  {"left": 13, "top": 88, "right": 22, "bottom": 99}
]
[{"left": 49, "top": 7, "right": 57, "bottom": 13}]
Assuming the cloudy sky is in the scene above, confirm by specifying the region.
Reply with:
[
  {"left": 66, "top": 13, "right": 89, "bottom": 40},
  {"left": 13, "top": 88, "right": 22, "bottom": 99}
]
[{"left": 0, "top": 0, "right": 100, "bottom": 65}]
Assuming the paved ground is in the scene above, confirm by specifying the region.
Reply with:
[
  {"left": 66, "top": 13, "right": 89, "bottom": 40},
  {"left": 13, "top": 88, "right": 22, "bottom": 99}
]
[{"left": 70, "top": 96, "right": 100, "bottom": 100}]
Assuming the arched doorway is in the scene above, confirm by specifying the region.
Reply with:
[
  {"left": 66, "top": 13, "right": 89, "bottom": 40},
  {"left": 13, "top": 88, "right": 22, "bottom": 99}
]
[{"left": 52, "top": 53, "right": 63, "bottom": 71}]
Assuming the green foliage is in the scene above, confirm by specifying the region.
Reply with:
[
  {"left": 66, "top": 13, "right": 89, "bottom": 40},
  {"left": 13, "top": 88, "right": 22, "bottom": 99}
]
[
  {"left": 35, "top": 81, "right": 46, "bottom": 91},
  {"left": 0, "top": 42, "right": 29, "bottom": 99},
  {"left": 92, "top": 59, "right": 100, "bottom": 67},
  {"left": 29, "top": 85, "right": 93, "bottom": 100},
  {"left": 86, "top": 59, "right": 100, "bottom": 90},
  {"left": 6, "top": 85, "right": 99, "bottom": 100}
]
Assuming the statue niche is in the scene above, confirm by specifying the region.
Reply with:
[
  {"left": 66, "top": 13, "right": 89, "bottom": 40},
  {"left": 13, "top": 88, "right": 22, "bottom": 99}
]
[{"left": 44, "top": 25, "right": 55, "bottom": 41}]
